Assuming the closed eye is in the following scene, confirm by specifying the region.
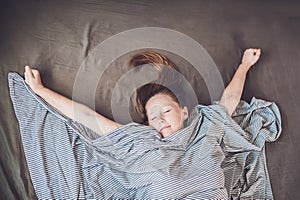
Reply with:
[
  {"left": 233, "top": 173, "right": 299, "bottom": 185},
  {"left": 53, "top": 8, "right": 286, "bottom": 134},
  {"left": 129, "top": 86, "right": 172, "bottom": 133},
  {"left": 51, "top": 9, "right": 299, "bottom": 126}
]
[
  {"left": 164, "top": 109, "right": 171, "bottom": 113},
  {"left": 150, "top": 116, "right": 157, "bottom": 121}
]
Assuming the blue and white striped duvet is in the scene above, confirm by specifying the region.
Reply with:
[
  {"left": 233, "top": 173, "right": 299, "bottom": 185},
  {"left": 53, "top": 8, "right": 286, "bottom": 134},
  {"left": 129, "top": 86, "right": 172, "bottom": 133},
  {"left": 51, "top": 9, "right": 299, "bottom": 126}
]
[{"left": 8, "top": 72, "right": 281, "bottom": 199}]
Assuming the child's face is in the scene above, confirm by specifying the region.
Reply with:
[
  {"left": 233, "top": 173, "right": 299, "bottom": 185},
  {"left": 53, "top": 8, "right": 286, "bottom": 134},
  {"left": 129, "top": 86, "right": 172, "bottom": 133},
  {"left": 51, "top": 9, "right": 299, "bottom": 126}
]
[{"left": 145, "top": 93, "right": 188, "bottom": 138}]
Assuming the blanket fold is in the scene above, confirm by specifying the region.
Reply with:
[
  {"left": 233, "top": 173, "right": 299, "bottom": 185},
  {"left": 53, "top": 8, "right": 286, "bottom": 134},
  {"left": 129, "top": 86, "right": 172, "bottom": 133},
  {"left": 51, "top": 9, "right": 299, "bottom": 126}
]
[{"left": 8, "top": 72, "right": 281, "bottom": 199}]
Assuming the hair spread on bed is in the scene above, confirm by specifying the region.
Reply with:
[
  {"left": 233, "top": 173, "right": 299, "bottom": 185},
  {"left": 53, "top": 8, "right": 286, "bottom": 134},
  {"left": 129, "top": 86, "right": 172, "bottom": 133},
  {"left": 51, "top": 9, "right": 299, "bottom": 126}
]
[
  {"left": 129, "top": 51, "right": 183, "bottom": 124},
  {"left": 129, "top": 51, "right": 178, "bottom": 72}
]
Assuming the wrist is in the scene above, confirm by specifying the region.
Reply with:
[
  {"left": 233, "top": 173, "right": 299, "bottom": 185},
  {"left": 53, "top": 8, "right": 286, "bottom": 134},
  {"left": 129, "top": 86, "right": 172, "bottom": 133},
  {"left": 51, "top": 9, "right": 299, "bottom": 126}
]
[
  {"left": 238, "top": 63, "right": 251, "bottom": 72},
  {"left": 33, "top": 85, "right": 46, "bottom": 95}
]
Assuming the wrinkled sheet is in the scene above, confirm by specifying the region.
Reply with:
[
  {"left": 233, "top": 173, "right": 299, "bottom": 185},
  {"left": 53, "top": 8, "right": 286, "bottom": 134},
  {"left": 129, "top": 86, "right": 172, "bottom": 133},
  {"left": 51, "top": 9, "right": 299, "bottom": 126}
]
[{"left": 9, "top": 72, "right": 281, "bottom": 199}]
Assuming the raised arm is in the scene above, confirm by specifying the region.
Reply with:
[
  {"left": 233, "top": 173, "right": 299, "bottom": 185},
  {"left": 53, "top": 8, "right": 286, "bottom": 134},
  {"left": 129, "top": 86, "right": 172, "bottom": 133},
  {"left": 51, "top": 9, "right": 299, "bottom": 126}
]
[
  {"left": 24, "top": 66, "right": 122, "bottom": 136},
  {"left": 219, "top": 48, "right": 261, "bottom": 116}
]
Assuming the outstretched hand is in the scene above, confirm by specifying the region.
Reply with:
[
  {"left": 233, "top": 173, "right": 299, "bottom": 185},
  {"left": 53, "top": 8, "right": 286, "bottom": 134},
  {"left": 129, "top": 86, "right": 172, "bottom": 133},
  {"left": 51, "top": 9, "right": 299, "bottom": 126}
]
[
  {"left": 219, "top": 48, "right": 262, "bottom": 116},
  {"left": 24, "top": 66, "right": 45, "bottom": 94},
  {"left": 241, "top": 48, "right": 261, "bottom": 70}
]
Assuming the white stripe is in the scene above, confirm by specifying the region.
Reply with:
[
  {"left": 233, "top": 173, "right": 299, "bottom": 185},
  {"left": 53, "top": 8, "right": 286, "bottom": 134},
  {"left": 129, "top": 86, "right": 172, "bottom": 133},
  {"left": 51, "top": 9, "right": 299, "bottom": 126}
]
[{"left": 8, "top": 72, "right": 281, "bottom": 199}]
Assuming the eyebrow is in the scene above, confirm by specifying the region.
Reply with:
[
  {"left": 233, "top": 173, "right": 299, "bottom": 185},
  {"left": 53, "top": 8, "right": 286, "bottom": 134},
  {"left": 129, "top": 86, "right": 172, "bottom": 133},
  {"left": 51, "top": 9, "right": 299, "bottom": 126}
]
[{"left": 148, "top": 105, "right": 173, "bottom": 116}]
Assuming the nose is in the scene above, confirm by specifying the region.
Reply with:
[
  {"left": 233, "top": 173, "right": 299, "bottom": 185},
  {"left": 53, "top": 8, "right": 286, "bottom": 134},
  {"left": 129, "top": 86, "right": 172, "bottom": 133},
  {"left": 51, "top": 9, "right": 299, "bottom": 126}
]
[{"left": 157, "top": 113, "right": 166, "bottom": 123}]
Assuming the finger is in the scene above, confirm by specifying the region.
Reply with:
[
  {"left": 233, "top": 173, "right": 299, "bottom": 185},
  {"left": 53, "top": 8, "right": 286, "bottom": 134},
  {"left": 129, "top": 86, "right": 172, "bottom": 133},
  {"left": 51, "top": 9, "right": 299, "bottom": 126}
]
[
  {"left": 24, "top": 72, "right": 29, "bottom": 84},
  {"left": 253, "top": 48, "right": 260, "bottom": 56},
  {"left": 25, "top": 65, "right": 30, "bottom": 72},
  {"left": 257, "top": 49, "right": 261, "bottom": 54},
  {"left": 248, "top": 48, "right": 255, "bottom": 55},
  {"left": 32, "top": 69, "right": 40, "bottom": 78},
  {"left": 25, "top": 66, "right": 34, "bottom": 79},
  {"left": 255, "top": 49, "right": 261, "bottom": 56}
]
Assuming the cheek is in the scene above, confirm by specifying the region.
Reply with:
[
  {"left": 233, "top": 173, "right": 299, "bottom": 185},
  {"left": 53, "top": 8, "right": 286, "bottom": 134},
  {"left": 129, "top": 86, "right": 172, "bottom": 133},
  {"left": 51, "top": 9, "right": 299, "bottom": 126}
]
[
  {"left": 148, "top": 121, "right": 159, "bottom": 130},
  {"left": 166, "top": 115, "right": 181, "bottom": 126},
  {"left": 169, "top": 114, "right": 184, "bottom": 128}
]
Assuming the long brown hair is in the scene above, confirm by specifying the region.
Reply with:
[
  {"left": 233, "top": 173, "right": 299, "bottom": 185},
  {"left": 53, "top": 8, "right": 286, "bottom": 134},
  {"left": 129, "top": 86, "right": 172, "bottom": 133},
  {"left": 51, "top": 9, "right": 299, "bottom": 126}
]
[
  {"left": 129, "top": 51, "right": 177, "bottom": 72},
  {"left": 130, "top": 51, "right": 182, "bottom": 124}
]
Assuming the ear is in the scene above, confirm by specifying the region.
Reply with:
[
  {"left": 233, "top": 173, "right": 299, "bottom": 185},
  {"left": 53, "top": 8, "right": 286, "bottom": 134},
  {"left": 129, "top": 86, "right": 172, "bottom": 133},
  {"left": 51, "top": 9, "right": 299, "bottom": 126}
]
[{"left": 181, "top": 106, "right": 189, "bottom": 120}]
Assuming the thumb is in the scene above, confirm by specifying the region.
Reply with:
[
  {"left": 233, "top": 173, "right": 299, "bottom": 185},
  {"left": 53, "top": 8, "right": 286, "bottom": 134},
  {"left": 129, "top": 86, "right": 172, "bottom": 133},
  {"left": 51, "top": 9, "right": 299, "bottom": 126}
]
[{"left": 25, "top": 66, "right": 34, "bottom": 79}]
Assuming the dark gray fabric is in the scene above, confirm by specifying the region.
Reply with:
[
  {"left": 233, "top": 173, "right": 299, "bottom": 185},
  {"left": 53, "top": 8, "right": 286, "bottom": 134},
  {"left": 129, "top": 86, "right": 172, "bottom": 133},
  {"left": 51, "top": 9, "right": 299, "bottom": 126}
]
[{"left": 1, "top": 0, "right": 299, "bottom": 199}]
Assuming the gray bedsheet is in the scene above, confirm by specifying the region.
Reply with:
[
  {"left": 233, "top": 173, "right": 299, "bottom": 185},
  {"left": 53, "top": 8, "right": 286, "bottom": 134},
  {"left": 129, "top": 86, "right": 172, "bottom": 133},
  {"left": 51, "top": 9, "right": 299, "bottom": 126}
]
[
  {"left": 1, "top": 1, "right": 299, "bottom": 199},
  {"left": 9, "top": 72, "right": 281, "bottom": 199}
]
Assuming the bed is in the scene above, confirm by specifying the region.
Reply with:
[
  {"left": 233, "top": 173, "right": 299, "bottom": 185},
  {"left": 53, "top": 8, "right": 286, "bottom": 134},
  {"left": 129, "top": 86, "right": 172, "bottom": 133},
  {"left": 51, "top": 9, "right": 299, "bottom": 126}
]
[{"left": 1, "top": 1, "right": 299, "bottom": 199}]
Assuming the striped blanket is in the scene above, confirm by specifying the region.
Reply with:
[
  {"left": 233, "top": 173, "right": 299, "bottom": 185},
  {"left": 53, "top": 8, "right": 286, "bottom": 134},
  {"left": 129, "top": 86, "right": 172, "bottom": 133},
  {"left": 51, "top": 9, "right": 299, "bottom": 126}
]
[{"left": 8, "top": 72, "right": 281, "bottom": 199}]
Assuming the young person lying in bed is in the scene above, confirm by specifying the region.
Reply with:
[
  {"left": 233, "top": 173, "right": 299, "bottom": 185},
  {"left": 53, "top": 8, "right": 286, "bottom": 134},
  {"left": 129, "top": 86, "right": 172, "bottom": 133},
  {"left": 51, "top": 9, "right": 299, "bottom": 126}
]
[{"left": 24, "top": 48, "right": 261, "bottom": 138}]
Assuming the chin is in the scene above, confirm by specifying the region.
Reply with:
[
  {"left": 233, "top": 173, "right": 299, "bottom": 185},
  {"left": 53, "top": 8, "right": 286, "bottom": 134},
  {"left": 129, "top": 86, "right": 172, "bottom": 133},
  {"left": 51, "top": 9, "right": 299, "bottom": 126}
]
[{"left": 161, "top": 131, "right": 174, "bottom": 138}]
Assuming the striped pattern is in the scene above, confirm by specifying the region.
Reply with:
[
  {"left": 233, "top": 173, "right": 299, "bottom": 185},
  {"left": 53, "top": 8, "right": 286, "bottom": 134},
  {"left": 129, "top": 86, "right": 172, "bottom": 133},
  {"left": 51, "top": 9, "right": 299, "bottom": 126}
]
[{"left": 8, "top": 72, "right": 281, "bottom": 199}]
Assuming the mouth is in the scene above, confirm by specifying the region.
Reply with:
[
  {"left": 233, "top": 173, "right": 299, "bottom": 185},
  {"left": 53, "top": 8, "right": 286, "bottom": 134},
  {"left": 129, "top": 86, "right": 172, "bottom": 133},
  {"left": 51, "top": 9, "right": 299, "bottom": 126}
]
[{"left": 160, "top": 125, "right": 171, "bottom": 132}]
